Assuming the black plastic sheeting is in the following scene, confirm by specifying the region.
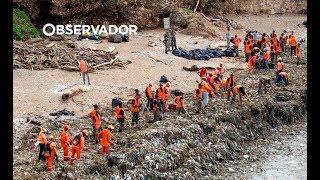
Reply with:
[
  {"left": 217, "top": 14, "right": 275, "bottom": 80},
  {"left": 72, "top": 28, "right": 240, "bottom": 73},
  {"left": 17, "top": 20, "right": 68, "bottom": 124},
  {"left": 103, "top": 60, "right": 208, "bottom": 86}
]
[
  {"left": 172, "top": 47, "right": 235, "bottom": 60},
  {"left": 49, "top": 109, "right": 75, "bottom": 116}
]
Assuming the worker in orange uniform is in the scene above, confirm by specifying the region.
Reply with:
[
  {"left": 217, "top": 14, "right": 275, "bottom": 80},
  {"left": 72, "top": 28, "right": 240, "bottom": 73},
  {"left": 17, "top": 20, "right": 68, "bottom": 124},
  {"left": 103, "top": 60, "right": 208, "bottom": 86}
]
[
  {"left": 69, "top": 130, "right": 89, "bottom": 165},
  {"left": 37, "top": 128, "right": 47, "bottom": 162},
  {"left": 195, "top": 86, "right": 203, "bottom": 113},
  {"left": 197, "top": 67, "right": 207, "bottom": 78},
  {"left": 210, "top": 74, "right": 221, "bottom": 95},
  {"left": 269, "top": 39, "right": 276, "bottom": 63},
  {"left": 244, "top": 37, "right": 252, "bottom": 62},
  {"left": 98, "top": 125, "right": 114, "bottom": 155},
  {"left": 163, "top": 82, "right": 171, "bottom": 112},
  {"left": 276, "top": 58, "right": 284, "bottom": 75},
  {"left": 115, "top": 102, "right": 126, "bottom": 132},
  {"left": 275, "top": 39, "right": 282, "bottom": 61},
  {"left": 45, "top": 135, "right": 57, "bottom": 173},
  {"left": 248, "top": 54, "right": 258, "bottom": 74},
  {"left": 199, "top": 77, "right": 212, "bottom": 107},
  {"left": 156, "top": 83, "right": 166, "bottom": 112},
  {"left": 231, "top": 85, "right": 249, "bottom": 105},
  {"left": 131, "top": 89, "right": 141, "bottom": 127},
  {"left": 275, "top": 71, "right": 290, "bottom": 86},
  {"left": 262, "top": 48, "right": 270, "bottom": 71},
  {"left": 175, "top": 92, "right": 186, "bottom": 115},
  {"left": 90, "top": 104, "right": 102, "bottom": 144},
  {"left": 226, "top": 73, "right": 236, "bottom": 101},
  {"left": 144, "top": 82, "right": 154, "bottom": 112},
  {"left": 296, "top": 43, "right": 301, "bottom": 66},
  {"left": 289, "top": 35, "right": 297, "bottom": 56},
  {"left": 79, "top": 59, "right": 91, "bottom": 85},
  {"left": 260, "top": 33, "right": 268, "bottom": 50},
  {"left": 60, "top": 125, "right": 70, "bottom": 161},
  {"left": 233, "top": 35, "right": 241, "bottom": 56}
]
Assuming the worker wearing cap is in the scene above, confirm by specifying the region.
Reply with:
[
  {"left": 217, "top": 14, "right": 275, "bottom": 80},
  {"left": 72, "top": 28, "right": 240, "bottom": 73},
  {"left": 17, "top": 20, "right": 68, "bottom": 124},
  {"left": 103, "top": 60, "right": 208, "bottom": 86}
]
[
  {"left": 37, "top": 128, "right": 47, "bottom": 161},
  {"left": 199, "top": 77, "right": 211, "bottom": 107},
  {"left": 98, "top": 125, "right": 114, "bottom": 155},
  {"left": 90, "top": 104, "right": 102, "bottom": 144},
  {"left": 60, "top": 125, "right": 70, "bottom": 161},
  {"left": 144, "top": 82, "right": 154, "bottom": 112},
  {"left": 131, "top": 89, "right": 141, "bottom": 127},
  {"left": 69, "top": 130, "right": 89, "bottom": 165},
  {"left": 46, "top": 135, "right": 57, "bottom": 173}
]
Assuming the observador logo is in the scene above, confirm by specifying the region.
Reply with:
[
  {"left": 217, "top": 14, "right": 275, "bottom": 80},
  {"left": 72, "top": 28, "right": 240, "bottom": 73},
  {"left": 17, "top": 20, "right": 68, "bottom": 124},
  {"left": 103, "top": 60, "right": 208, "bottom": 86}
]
[{"left": 42, "top": 24, "right": 138, "bottom": 36}]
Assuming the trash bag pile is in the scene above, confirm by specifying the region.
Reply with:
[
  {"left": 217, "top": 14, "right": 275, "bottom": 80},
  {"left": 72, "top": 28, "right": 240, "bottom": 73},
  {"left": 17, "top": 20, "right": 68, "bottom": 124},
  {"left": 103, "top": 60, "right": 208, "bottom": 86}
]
[{"left": 172, "top": 47, "right": 235, "bottom": 60}]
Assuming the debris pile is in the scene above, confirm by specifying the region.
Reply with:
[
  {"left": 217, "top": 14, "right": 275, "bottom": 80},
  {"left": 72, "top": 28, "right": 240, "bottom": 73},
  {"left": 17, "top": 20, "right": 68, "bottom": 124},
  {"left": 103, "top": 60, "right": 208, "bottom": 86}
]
[
  {"left": 173, "top": 47, "right": 235, "bottom": 60},
  {"left": 13, "top": 40, "right": 131, "bottom": 71}
]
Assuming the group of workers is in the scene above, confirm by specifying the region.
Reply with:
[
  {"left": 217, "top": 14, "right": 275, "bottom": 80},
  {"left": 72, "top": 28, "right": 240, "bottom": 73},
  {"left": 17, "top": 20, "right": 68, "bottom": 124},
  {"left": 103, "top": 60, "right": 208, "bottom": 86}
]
[
  {"left": 230, "top": 30, "right": 302, "bottom": 69},
  {"left": 36, "top": 27, "right": 301, "bottom": 173}
]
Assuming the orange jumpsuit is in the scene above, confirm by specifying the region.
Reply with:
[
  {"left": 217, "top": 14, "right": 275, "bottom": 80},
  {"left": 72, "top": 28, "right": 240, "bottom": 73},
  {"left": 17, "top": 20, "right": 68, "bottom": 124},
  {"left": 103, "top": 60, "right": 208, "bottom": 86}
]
[
  {"left": 60, "top": 130, "right": 70, "bottom": 161},
  {"left": 46, "top": 142, "right": 57, "bottom": 172},
  {"left": 70, "top": 135, "right": 85, "bottom": 164},
  {"left": 98, "top": 129, "right": 112, "bottom": 154},
  {"left": 90, "top": 109, "right": 101, "bottom": 130}
]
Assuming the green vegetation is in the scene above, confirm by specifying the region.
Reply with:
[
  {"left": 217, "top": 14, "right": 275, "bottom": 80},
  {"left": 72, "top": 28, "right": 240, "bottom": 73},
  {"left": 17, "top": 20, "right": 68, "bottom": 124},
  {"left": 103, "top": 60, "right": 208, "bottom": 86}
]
[
  {"left": 181, "top": 8, "right": 193, "bottom": 15},
  {"left": 13, "top": 8, "right": 44, "bottom": 41}
]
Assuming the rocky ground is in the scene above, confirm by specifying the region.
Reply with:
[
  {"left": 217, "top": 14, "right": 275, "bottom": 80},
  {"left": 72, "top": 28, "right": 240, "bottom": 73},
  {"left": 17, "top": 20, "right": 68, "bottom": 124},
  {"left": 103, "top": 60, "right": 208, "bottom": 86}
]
[{"left": 13, "top": 14, "right": 307, "bottom": 179}]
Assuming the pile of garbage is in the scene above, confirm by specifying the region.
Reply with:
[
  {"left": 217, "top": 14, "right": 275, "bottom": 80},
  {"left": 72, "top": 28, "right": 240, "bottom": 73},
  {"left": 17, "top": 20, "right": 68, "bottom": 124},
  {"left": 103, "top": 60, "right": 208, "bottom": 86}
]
[
  {"left": 172, "top": 47, "right": 235, "bottom": 60},
  {"left": 13, "top": 39, "right": 130, "bottom": 71}
]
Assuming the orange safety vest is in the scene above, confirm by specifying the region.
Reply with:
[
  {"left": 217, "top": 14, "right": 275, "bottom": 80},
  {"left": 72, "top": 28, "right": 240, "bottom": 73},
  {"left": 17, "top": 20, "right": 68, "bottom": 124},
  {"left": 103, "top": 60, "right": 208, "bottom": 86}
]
[
  {"left": 276, "top": 43, "right": 282, "bottom": 52},
  {"left": 219, "top": 67, "right": 224, "bottom": 74},
  {"left": 164, "top": 87, "right": 171, "bottom": 100},
  {"left": 199, "top": 70, "right": 207, "bottom": 78},
  {"left": 131, "top": 98, "right": 140, "bottom": 113},
  {"left": 60, "top": 130, "right": 70, "bottom": 145},
  {"left": 290, "top": 38, "right": 297, "bottom": 46},
  {"left": 37, "top": 133, "right": 47, "bottom": 144},
  {"left": 175, "top": 96, "right": 184, "bottom": 108},
  {"left": 270, "top": 44, "right": 275, "bottom": 53},
  {"left": 48, "top": 142, "right": 57, "bottom": 157},
  {"left": 233, "top": 85, "right": 242, "bottom": 94},
  {"left": 199, "top": 80, "right": 210, "bottom": 92},
  {"left": 98, "top": 129, "right": 112, "bottom": 147},
  {"left": 234, "top": 37, "right": 239, "bottom": 46},
  {"left": 245, "top": 44, "right": 251, "bottom": 53},
  {"left": 263, "top": 51, "right": 270, "bottom": 61},
  {"left": 156, "top": 87, "right": 166, "bottom": 100},
  {"left": 277, "top": 62, "right": 284, "bottom": 71},
  {"left": 296, "top": 47, "right": 301, "bottom": 57},
  {"left": 72, "top": 134, "right": 85, "bottom": 149},
  {"left": 279, "top": 72, "right": 289, "bottom": 82},
  {"left": 115, "top": 107, "right": 125, "bottom": 119},
  {"left": 261, "top": 37, "right": 267, "bottom": 45},
  {"left": 90, "top": 110, "right": 101, "bottom": 129},
  {"left": 213, "top": 69, "right": 220, "bottom": 75},
  {"left": 146, "top": 86, "right": 153, "bottom": 98},
  {"left": 79, "top": 60, "right": 88, "bottom": 73},
  {"left": 221, "top": 79, "right": 227, "bottom": 89}
]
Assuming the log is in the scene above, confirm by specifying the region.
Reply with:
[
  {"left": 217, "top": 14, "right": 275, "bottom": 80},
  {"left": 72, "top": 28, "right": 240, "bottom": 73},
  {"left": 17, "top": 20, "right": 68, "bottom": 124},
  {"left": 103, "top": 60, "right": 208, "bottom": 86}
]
[
  {"left": 25, "top": 38, "right": 44, "bottom": 44},
  {"left": 61, "top": 85, "right": 85, "bottom": 101},
  {"left": 193, "top": 0, "right": 200, "bottom": 12},
  {"left": 27, "top": 118, "right": 41, "bottom": 126},
  {"left": 92, "top": 56, "right": 119, "bottom": 69},
  {"left": 46, "top": 42, "right": 56, "bottom": 48}
]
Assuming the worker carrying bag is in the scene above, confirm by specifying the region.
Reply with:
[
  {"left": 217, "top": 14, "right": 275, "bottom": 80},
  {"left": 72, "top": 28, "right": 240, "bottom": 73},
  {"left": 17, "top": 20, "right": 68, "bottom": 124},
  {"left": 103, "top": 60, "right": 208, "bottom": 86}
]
[
  {"left": 43, "top": 142, "right": 52, "bottom": 157},
  {"left": 72, "top": 134, "right": 82, "bottom": 146}
]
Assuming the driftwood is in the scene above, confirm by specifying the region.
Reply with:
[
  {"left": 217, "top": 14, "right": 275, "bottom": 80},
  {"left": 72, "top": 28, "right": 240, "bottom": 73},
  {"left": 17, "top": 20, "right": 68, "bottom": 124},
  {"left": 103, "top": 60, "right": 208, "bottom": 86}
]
[
  {"left": 26, "top": 118, "right": 41, "bottom": 126},
  {"left": 92, "top": 56, "right": 118, "bottom": 68},
  {"left": 61, "top": 85, "right": 85, "bottom": 101},
  {"left": 25, "top": 38, "right": 45, "bottom": 44},
  {"left": 13, "top": 40, "right": 121, "bottom": 71},
  {"left": 137, "top": 50, "right": 168, "bottom": 65},
  {"left": 193, "top": 0, "right": 200, "bottom": 12}
]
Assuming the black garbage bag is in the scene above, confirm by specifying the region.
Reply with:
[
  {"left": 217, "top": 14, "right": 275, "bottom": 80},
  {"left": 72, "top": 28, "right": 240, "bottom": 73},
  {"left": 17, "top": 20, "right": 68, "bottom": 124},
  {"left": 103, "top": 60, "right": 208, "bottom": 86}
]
[
  {"left": 159, "top": 75, "right": 170, "bottom": 83},
  {"left": 112, "top": 98, "right": 123, "bottom": 108},
  {"left": 172, "top": 48, "right": 181, "bottom": 56},
  {"left": 171, "top": 89, "right": 183, "bottom": 96},
  {"left": 49, "top": 109, "right": 75, "bottom": 116},
  {"left": 88, "top": 35, "right": 102, "bottom": 40},
  {"left": 122, "top": 34, "right": 129, "bottom": 42},
  {"left": 223, "top": 48, "right": 235, "bottom": 57},
  {"left": 302, "top": 20, "right": 307, "bottom": 27},
  {"left": 268, "top": 63, "right": 275, "bottom": 69}
]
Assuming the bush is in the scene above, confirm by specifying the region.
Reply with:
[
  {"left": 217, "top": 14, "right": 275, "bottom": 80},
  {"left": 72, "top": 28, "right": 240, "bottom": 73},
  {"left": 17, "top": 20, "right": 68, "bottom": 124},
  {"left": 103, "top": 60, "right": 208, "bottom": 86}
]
[{"left": 13, "top": 8, "right": 43, "bottom": 41}]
